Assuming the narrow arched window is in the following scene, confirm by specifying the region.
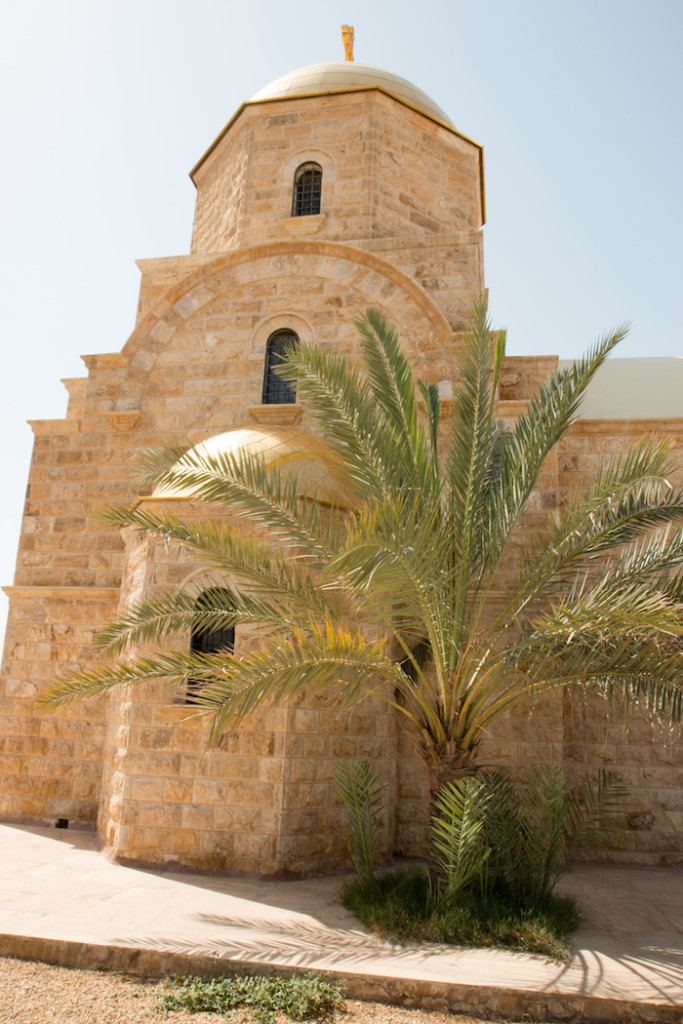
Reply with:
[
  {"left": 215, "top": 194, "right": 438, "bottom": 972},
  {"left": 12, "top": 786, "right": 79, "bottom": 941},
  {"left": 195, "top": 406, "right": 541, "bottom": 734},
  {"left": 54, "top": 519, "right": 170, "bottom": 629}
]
[
  {"left": 292, "top": 162, "right": 322, "bottom": 217},
  {"left": 187, "top": 588, "right": 235, "bottom": 703},
  {"left": 262, "top": 329, "right": 298, "bottom": 405}
]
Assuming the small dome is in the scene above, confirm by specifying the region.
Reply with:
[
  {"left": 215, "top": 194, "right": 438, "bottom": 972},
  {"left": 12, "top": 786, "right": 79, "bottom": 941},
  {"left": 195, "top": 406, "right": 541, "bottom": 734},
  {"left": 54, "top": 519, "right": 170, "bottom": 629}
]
[
  {"left": 151, "top": 426, "right": 354, "bottom": 508},
  {"left": 250, "top": 61, "right": 454, "bottom": 127}
]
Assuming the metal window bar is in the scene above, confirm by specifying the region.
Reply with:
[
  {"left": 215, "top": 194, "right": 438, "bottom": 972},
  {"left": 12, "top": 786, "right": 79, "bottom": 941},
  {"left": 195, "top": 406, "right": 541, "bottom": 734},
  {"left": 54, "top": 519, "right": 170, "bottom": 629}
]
[
  {"left": 292, "top": 163, "right": 322, "bottom": 217},
  {"left": 262, "top": 330, "right": 298, "bottom": 405}
]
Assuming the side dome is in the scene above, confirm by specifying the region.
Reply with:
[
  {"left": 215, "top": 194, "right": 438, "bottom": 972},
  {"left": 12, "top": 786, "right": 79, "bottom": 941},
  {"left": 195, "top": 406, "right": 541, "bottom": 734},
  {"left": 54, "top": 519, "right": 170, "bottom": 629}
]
[
  {"left": 250, "top": 61, "right": 454, "bottom": 127},
  {"left": 151, "top": 427, "right": 355, "bottom": 509}
]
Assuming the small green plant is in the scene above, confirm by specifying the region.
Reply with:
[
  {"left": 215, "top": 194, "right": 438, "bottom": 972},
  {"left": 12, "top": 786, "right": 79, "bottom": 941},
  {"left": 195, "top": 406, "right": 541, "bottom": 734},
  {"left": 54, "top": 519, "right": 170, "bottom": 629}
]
[
  {"left": 158, "top": 971, "right": 345, "bottom": 1022},
  {"left": 341, "top": 867, "right": 579, "bottom": 959},
  {"left": 482, "top": 766, "right": 628, "bottom": 905},
  {"left": 341, "top": 765, "right": 625, "bottom": 960},
  {"left": 429, "top": 776, "right": 491, "bottom": 902},
  {"left": 333, "top": 757, "right": 385, "bottom": 880},
  {"left": 429, "top": 765, "right": 626, "bottom": 909}
]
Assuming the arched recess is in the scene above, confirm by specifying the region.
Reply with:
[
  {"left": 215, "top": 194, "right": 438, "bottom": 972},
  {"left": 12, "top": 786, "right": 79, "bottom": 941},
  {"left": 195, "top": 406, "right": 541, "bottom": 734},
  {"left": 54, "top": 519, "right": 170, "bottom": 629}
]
[
  {"left": 279, "top": 149, "right": 336, "bottom": 189},
  {"left": 115, "top": 240, "right": 455, "bottom": 414},
  {"left": 281, "top": 149, "right": 335, "bottom": 220},
  {"left": 250, "top": 312, "right": 314, "bottom": 358}
]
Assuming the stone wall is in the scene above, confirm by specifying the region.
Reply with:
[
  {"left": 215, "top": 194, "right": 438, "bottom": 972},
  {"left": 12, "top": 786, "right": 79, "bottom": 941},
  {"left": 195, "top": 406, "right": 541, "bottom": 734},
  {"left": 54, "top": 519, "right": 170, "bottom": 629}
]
[
  {"left": 556, "top": 418, "right": 683, "bottom": 862},
  {"left": 0, "top": 586, "right": 112, "bottom": 825}
]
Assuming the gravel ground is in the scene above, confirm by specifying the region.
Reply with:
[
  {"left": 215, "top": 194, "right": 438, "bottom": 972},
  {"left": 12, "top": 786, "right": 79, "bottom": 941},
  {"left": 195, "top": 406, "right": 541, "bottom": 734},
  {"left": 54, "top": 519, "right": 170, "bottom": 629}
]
[{"left": 0, "top": 956, "right": 553, "bottom": 1024}]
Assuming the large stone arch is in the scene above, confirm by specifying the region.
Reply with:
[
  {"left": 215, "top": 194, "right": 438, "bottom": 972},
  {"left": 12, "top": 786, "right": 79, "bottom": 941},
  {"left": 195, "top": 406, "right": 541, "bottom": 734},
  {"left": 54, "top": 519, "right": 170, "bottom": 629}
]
[{"left": 115, "top": 241, "right": 455, "bottom": 413}]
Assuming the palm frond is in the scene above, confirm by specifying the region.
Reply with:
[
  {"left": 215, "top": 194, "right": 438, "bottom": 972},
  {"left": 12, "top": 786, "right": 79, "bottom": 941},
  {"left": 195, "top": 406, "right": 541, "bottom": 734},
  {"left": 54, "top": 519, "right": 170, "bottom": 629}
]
[
  {"left": 92, "top": 585, "right": 284, "bottom": 657},
  {"left": 97, "top": 506, "right": 339, "bottom": 614},
  {"left": 510, "top": 605, "right": 683, "bottom": 723},
  {"left": 430, "top": 778, "right": 491, "bottom": 900},
  {"left": 275, "top": 340, "right": 396, "bottom": 498},
  {"left": 479, "top": 770, "right": 523, "bottom": 893},
  {"left": 418, "top": 379, "right": 441, "bottom": 464},
  {"left": 189, "top": 621, "right": 400, "bottom": 741},
  {"left": 583, "top": 528, "right": 683, "bottom": 593},
  {"left": 354, "top": 309, "right": 438, "bottom": 495},
  {"left": 444, "top": 299, "right": 501, "bottom": 638},
  {"left": 594, "top": 674, "right": 683, "bottom": 722},
  {"left": 132, "top": 442, "right": 195, "bottom": 493},
  {"left": 137, "top": 443, "right": 335, "bottom": 557},
  {"left": 513, "top": 440, "right": 683, "bottom": 614},
  {"left": 330, "top": 496, "right": 452, "bottom": 685},
  {"left": 484, "top": 325, "right": 629, "bottom": 574},
  {"left": 334, "top": 757, "right": 385, "bottom": 879},
  {"left": 37, "top": 648, "right": 231, "bottom": 708}
]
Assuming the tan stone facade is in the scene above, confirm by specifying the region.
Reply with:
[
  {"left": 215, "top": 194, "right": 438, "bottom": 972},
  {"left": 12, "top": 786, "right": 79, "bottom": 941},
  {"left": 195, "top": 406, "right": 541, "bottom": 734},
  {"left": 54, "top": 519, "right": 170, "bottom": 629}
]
[{"left": 1, "top": 70, "right": 681, "bottom": 873}]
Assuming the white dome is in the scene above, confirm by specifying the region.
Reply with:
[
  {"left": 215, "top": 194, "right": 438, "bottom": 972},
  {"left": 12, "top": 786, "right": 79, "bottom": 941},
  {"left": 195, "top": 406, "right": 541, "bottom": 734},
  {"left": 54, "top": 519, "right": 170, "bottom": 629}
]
[
  {"left": 151, "top": 426, "right": 355, "bottom": 508},
  {"left": 250, "top": 61, "right": 454, "bottom": 127}
]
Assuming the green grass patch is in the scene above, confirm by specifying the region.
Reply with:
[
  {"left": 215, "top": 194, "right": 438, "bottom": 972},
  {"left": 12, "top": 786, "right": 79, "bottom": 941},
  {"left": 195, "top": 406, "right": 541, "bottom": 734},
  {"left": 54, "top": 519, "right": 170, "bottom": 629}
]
[
  {"left": 158, "top": 971, "right": 345, "bottom": 1022},
  {"left": 341, "top": 868, "right": 580, "bottom": 960}
]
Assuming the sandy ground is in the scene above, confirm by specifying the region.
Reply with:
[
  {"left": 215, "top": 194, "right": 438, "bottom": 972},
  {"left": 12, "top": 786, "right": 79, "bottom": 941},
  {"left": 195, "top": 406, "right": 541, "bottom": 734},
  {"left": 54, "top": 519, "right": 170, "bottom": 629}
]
[{"left": 0, "top": 955, "right": 556, "bottom": 1024}]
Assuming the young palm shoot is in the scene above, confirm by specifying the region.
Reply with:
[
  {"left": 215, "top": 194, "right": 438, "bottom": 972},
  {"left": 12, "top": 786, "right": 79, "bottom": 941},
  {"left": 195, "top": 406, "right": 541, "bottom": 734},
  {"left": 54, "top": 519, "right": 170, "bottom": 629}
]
[
  {"left": 333, "top": 758, "right": 386, "bottom": 881},
  {"left": 429, "top": 777, "right": 491, "bottom": 903}
]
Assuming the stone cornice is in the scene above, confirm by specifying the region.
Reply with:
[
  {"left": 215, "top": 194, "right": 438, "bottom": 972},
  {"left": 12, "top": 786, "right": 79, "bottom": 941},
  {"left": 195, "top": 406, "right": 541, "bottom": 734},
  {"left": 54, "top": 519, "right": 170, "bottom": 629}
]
[
  {"left": 569, "top": 418, "right": 683, "bottom": 434},
  {"left": 105, "top": 411, "right": 143, "bottom": 432},
  {"left": 28, "top": 419, "right": 79, "bottom": 436},
  {"left": 278, "top": 214, "right": 327, "bottom": 236},
  {"left": 496, "top": 403, "right": 683, "bottom": 434},
  {"left": 3, "top": 586, "right": 120, "bottom": 601},
  {"left": 247, "top": 404, "right": 304, "bottom": 425},
  {"left": 80, "top": 353, "right": 127, "bottom": 370}
]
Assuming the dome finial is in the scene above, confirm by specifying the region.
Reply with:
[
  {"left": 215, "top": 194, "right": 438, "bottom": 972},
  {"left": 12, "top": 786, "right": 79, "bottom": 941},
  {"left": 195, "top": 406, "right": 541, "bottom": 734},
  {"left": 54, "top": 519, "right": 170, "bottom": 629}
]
[{"left": 341, "top": 25, "right": 354, "bottom": 61}]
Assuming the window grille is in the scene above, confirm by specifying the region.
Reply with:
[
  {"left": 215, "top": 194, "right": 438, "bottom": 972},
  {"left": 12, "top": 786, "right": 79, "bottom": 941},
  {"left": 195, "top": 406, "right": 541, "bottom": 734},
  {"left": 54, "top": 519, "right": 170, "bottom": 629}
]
[
  {"left": 262, "top": 329, "right": 298, "bottom": 405},
  {"left": 292, "top": 162, "right": 322, "bottom": 217},
  {"left": 186, "top": 588, "right": 235, "bottom": 704}
]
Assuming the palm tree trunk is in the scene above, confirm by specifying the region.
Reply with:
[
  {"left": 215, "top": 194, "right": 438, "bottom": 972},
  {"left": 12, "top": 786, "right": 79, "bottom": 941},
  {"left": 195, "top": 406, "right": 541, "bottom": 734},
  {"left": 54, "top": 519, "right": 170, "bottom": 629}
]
[{"left": 420, "top": 743, "right": 480, "bottom": 795}]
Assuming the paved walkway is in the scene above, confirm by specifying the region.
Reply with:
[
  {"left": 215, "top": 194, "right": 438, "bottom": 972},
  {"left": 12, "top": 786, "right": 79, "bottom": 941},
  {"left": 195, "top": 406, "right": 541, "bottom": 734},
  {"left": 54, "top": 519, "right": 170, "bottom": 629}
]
[{"left": 0, "top": 823, "right": 682, "bottom": 1023}]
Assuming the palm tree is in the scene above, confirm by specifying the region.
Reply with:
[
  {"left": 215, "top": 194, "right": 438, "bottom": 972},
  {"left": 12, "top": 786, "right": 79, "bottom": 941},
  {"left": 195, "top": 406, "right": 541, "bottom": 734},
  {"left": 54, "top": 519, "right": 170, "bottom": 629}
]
[{"left": 40, "top": 301, "right": 683, "bottom": 791}]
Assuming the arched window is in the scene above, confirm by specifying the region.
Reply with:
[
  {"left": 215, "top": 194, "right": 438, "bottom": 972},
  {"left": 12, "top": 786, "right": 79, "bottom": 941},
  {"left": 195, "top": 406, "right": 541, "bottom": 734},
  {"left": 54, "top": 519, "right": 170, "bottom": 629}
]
[
  {"left": 292, "top": 162, "right": 322, "bottom": 217},
  {"left": 262, "top": 329, "right": 298, "bottom": 405},
  {"left": 187, "top": 588, "right": 235, "bottom": 703}
]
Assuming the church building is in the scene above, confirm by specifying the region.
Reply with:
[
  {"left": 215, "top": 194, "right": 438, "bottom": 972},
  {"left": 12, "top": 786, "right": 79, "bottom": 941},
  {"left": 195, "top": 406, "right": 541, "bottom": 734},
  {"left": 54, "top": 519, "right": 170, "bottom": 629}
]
[{"left": 1, "top": 36, "right": 681, "bottom": 875}]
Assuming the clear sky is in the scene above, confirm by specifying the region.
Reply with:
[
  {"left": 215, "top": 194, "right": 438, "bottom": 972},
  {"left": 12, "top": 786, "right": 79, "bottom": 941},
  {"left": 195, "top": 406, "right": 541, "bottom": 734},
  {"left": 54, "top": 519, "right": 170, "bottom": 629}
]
[{"left": 1, "top": 0, "right": 682, "bottom": 641}]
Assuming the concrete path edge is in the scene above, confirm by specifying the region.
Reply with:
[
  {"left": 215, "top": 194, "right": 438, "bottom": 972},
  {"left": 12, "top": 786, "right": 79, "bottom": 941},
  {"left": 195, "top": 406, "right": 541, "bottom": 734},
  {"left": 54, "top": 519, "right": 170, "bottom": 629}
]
[{"left": 1, "top": 932, "right": 680, "bottom": 1024}]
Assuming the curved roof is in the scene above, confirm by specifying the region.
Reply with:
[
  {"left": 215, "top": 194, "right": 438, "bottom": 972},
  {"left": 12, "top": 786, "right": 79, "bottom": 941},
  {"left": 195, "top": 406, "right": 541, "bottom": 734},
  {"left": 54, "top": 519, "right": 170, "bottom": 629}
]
[
  {"left": 250, "top": 61, "right": 454, "bottom": 127},
  {"left": 151, "top": 426, "right": 355, "bottom": 508}
]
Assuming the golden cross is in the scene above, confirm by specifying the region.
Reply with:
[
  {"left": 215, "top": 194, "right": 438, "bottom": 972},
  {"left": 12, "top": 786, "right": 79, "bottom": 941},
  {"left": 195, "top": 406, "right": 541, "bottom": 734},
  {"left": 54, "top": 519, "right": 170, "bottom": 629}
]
[{"left": 342, "top": 25, "right": 354, "bottom": 62}]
